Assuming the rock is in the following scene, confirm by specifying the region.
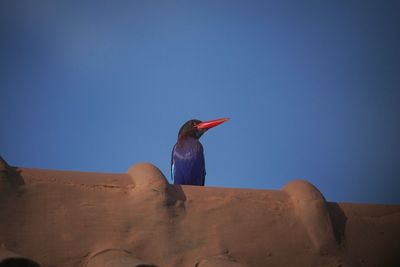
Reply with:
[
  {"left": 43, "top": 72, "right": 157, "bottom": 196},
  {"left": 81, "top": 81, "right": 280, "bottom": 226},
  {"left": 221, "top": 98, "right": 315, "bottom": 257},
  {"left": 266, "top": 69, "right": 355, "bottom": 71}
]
[
  {"left": 128, "top": 162, "right": 168, "bottom": 193},
  {"left": 282, "top": 179, "right": 337, "bottom": 254}
]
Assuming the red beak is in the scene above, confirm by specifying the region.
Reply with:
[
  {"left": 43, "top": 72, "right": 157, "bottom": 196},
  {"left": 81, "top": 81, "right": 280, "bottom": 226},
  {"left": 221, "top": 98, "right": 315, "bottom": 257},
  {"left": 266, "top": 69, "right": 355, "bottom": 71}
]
[{"left": 196, "top": 118, "right": 229, "bottom": 130}]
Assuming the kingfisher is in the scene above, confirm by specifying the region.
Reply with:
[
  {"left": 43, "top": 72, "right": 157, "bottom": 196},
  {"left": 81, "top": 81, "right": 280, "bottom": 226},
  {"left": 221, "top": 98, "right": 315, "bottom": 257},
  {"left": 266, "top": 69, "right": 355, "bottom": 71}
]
[{"left": 171, "top": 118, "right": 229, "bottom": 186}]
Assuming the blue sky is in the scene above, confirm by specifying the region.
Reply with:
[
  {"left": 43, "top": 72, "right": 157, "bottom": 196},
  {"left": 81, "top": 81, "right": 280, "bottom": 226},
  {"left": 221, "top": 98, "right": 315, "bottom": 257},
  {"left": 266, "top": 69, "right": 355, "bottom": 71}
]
[{"left": 1, "top": 1, "right": 399, "bottom": 204}]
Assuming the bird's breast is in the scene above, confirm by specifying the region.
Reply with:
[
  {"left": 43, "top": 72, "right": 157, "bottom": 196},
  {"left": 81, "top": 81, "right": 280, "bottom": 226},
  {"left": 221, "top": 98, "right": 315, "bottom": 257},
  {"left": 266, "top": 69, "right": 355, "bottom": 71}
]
[{"left": 173, "top": 138, "right": 203, "bottom": 160}]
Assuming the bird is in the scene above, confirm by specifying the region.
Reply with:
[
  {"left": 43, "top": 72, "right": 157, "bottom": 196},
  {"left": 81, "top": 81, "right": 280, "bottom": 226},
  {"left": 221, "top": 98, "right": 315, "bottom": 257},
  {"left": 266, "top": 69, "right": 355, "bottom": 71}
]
[{"left": 171, "top": 118, "right": 229, "bottom": 186}]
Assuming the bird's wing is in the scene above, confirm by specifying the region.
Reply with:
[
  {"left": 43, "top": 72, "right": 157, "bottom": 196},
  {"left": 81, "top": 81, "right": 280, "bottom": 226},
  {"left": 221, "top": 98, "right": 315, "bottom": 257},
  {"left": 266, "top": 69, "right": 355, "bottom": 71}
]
[{"left": 198, "top": 143, "right": 206, "bottom": 185}]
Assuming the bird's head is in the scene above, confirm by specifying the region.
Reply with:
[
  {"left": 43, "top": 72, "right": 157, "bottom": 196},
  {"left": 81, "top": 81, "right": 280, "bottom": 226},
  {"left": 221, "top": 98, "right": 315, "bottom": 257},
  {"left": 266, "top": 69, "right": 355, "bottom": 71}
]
[{"left": 177, "top": 118, "right": 229, "bottom": 140}]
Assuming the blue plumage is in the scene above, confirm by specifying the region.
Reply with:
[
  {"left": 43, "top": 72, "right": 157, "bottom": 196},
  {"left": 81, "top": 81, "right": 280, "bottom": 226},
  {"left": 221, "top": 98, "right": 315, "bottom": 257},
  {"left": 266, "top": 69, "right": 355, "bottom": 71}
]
[
  {"left": 171, "top": 137, "right": 205, "bottom": 185},
  {"left": 171, "top": 118, "right": 228, "bottom": 186}
]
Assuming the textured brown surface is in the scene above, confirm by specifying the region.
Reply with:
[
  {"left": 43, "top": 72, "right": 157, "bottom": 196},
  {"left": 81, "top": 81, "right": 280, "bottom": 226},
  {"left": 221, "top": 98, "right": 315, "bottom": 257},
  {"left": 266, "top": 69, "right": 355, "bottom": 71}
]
[{"left": 0, "top": 158, "right": 399, "bottom": 267}]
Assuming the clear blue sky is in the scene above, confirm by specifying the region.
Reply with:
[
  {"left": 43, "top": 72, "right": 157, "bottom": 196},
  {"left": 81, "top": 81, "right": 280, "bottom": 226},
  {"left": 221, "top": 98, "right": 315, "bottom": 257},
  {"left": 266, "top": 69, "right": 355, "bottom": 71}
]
[{"left": 1, "top": 1, "right": 399, "bottom": 204}]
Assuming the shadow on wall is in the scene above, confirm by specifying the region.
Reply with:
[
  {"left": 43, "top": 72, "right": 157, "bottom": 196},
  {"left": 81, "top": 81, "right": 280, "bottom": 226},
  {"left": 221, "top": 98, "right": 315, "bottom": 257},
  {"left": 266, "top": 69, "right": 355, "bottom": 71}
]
[
  {"left": 167, "top": 184, "right": 187, "bottom": 206},
  {"left": 0, "top": 246, "right": 42, "bottom": 267},
  {"left": 327, "top": 202, "right": 348, "bottom": 245},
  {"left": 0, "top": 156, "right": 25, "bottom": 188},
  {"left": 0, "top": 258, "right": 42, "bottom": 267}
]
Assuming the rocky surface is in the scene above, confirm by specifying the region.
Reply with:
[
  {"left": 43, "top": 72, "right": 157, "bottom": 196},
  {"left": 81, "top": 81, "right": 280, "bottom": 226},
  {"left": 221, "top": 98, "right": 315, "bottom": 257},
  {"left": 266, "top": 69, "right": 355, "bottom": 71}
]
[{"left": 0, "top": 157, "right": 399, "bottom": 267}]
